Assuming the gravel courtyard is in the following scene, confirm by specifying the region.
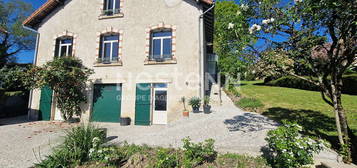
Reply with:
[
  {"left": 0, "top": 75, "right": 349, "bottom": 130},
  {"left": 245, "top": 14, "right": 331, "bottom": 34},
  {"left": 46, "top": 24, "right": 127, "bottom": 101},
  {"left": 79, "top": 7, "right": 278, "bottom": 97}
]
[{"left": 0, "top": 92, "right": 345, "bottom": 167}]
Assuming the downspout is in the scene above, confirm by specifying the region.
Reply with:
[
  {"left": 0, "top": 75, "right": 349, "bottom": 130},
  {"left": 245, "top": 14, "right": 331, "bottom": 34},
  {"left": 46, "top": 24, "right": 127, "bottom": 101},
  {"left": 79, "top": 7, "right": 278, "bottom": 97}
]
[
  {"left": 198, "top": 1, "right": 215, "bottom": 98},
  {"left": 23, "top": 25, "right": 40, "bottom": 120}
]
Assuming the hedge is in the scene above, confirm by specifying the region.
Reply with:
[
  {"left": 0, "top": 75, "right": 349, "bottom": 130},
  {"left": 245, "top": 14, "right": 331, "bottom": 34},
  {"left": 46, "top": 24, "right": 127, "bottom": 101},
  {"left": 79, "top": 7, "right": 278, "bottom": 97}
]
[{"left": 266, "top": 74, "right": 357, "bottom": 95}]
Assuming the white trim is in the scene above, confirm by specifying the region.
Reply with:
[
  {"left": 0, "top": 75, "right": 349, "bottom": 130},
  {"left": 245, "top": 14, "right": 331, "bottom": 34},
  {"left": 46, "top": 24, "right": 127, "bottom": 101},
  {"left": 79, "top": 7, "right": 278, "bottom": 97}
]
[
  {"left": 58, "top": 38, "right": 72, "bottom": 57},
  {"left": 150, "top": 34, "right": 172, "bottom": 59},
  {"left": 101, "top": 35, "right": 119, "bottom": 61}
]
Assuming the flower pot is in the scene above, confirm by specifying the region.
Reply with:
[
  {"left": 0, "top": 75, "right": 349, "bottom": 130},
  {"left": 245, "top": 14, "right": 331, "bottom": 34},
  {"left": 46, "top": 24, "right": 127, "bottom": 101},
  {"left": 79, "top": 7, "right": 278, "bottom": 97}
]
[
  {"left": 183, "top": 110, "right": 189, "bottom": 117},
  {"left": 120, "top": 117, "right": 131, "bottom": 126},
  {"left": 203, "top": 105, "right": 211, "bottom": 114},
  {"left": 192, "top": 106, "right": 200, "bottom": 113}
]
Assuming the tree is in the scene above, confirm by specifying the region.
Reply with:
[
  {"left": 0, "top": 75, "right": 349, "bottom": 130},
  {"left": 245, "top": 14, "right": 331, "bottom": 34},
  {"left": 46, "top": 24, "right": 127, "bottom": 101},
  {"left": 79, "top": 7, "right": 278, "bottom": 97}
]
[
  {"left": 0, "top": 0, "right": 35, "bottom": 67},
  {"left": 4, "top": 57, "right": 94, "bottom": 120},
  {"left": 34, "top": 57, "right": 94, "bottom": 120},
  {"left": 214, "top": 1, "right": 255, "bottom": 79},
  {"left": 239, "top": 0, "right": 356, "bottom": 162}
]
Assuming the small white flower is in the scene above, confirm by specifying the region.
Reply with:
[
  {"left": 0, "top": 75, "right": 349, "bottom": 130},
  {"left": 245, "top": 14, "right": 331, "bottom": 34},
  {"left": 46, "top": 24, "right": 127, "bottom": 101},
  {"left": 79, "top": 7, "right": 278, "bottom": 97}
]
[
  {"left": 262, "top": 18, "right": 275, "bottom": 25},
  {"left": 236, "top": 10, "right": 241, "bottom": 15},
  {"left": 240, "top": 4, "right": 249, "bottom": 11},
  {"left": 228, "top": 23, "right": 235, "bottom": 29}
]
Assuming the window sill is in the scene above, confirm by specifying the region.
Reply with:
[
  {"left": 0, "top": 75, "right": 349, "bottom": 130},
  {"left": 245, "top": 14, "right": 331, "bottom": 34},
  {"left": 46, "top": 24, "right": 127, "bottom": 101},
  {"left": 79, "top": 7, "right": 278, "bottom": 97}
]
[
  {"left": 98, "top": 13, "right": 124, "bottom": 20},
  {"left": 144, "top": 58, "right": 177, "bottom": 65},
  {"left": 94, "top": 61, "right": 123, "bottom": 67}
]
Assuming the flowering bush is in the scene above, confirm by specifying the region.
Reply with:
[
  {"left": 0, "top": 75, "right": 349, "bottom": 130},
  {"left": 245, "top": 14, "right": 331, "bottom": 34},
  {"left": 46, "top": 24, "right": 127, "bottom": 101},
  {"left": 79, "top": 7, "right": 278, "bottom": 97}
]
[{"left": 266, "top": 121, "right": 324, "bottom": 168}]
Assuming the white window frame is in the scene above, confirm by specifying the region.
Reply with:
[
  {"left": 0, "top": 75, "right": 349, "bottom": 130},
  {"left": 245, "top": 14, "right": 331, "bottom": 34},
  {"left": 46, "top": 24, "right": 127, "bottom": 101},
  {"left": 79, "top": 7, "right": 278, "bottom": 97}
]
[
  {"left": 58, "top": 38, "right": 72, "bottom": 57},
  {"left": 150, "top": 32, "right": 172, "bottom": 59},
  {"left": 101, "top": 35, "right": 119, "bottom": 62}
]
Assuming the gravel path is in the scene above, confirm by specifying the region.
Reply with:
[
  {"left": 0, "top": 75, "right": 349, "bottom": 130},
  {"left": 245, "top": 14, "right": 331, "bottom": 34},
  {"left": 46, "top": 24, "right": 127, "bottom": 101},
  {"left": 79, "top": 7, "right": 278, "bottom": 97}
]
[
  {"left": 0, "top": 116, "right": 76, "bottom": 168},
  {"left": 0, "top": 91, "right": 349, "bottom": 167},
  {"left": 99, "top": 91, "right": 279, "bottom": 155}
]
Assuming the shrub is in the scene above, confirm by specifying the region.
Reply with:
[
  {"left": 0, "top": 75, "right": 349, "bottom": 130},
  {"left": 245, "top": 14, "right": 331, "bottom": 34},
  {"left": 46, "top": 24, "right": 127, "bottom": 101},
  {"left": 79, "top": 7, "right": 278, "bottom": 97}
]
[
  {"left": 236, "top": 98, "right": 264, "bottom": 110},
  {"left": 154, "top": 148, "right": 178, "bottom": 168},
  {"left": 227, "top": 85, "right": 241, "bottom": 97},
  {"left": 188, "top": 97, "right": 201, "bottom": 109},
  {"left": 182, "top": 137, "right": 217, "bottom": 167},
  {"left": 266, "top": 76, "right": 320, "bottom": 91},
  {"left": 265, "top": 121, "right": 324, "bottom": 168},
  {"left": 35, "top": 125, "right": 105, "bottom": 168},
  {"left": 266, "top": 74, "right": 357, "bottom": 95},
  {"left": 89, "top": 146, "right": 126, "bottom": 166}
]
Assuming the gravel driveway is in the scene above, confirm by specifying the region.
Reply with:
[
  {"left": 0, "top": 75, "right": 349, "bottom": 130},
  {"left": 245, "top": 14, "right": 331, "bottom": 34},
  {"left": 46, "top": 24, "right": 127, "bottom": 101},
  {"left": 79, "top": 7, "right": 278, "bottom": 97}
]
[
  {"left": 98, "top": 91, "right": 278, "bottom": 155},
  {"left": 0, "top": 92, "right": 344, "bottom": 167},
  {"left": 0, "top": 116, "right": 76, "bottom": 168}
]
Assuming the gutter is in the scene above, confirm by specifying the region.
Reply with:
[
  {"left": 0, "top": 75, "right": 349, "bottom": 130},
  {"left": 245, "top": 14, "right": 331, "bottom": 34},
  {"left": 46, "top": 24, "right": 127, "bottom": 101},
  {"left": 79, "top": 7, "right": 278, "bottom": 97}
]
[
  {"left": 198, "top": 1, "right": 215, "bottom": 98},
  {"left": 23, "top": 25, "right": 40, "bottom": 120}
]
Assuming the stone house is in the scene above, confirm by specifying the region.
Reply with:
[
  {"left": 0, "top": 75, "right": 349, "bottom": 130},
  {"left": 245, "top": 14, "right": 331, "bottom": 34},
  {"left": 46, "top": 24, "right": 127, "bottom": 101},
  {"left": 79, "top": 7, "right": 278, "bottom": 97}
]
[{"left": 23, "top": 0, "right": 215, "bottom": 125}]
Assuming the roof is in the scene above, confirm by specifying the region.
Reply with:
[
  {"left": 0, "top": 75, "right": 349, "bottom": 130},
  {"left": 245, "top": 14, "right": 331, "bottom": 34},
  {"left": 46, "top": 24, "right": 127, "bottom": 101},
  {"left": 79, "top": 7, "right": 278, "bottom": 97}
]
[{"left": 23, "top": 0, "right": 213, "bottom": 29}]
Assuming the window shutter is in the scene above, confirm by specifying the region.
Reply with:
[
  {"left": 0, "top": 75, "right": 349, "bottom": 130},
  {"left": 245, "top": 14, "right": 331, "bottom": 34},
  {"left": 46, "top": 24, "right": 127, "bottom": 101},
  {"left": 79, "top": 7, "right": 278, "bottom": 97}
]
[
  {"left": 69, "top": 37, "right": 74, "bottom": 56},
  {"left": 54, "top": 39, "right": 60, "bottom": 57},
  {"left": 103, "top": 0, "right": 108, "bottom": 10},
  {"left": 99, "top": 36, "right": 103, "bottom": 58}
]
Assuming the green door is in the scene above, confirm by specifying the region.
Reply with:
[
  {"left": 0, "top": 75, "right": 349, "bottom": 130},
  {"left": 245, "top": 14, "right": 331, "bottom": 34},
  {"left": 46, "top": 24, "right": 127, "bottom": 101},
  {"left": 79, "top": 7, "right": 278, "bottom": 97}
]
[
  {"left": 39, "top": 86, "right": 53, "bottom": 121},
  {"left": 91, "top": 84, "right": 121, "bottom": 122},
  {"left": 135, "top": 83, "right": 151, "bottom": 125}
]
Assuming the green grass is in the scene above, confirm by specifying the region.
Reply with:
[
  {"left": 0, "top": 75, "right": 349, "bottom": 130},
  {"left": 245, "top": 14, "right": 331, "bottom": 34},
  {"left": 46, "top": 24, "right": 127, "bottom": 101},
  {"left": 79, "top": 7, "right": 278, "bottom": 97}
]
[
  {"left": 237, "top": 81, "right": 357, "bottom": 149},
  {"left": 235, "top": 97, "right": 264, "bottom": 110}
]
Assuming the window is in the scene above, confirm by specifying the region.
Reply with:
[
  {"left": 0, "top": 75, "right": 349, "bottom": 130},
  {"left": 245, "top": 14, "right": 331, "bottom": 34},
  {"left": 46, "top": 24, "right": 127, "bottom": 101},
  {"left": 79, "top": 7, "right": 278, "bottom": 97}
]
[
  {"left": 103, "top": 0, "right": 120, "bottom": 15},
  {"left": 55, "top": 37, "right": 73, "bottom": 57},
  {"left": 150, "top": 30, "right": 172, "bottom": 61},
  {"left": 99, "top": 34, "right": 119, "bottom": 63}
]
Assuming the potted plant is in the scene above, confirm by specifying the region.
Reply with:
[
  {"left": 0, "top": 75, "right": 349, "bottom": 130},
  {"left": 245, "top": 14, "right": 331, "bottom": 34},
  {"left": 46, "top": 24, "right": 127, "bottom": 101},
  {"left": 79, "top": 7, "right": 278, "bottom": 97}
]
[
  {"left": 180, "top": 97, "right": 189, "bottom": 117},
  {"left": 96, "top": 58, "right": 102, "bottom": 64},
  {"left": 203, "top": 96, "right": 211, "bottom": 114},
  {"left": 189, "top": 96, "right": 201, "bottom": 113}
]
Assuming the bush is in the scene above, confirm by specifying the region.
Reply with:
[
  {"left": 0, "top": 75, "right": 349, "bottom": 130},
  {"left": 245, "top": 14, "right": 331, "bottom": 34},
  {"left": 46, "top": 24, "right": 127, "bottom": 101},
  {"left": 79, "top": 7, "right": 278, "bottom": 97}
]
[
  {"left": 266, "top": 74, "right": 357, "bottom": 95},
  {"left": 236, "top": 98, "right": 264, "bottom": 110},
  {"left": 154, "top": 148, "right": 179, "bottom": 168},
  {"left": 266, "top": 76, "right": 320, "bottom": 91},
  {"left": 265, "top": 121, "right": 324, "bottom": 168},
  {"left": 35, "top": 125, "right": 106, "bottom": 168},
  {"left": 227, "top": 84, "right": 241, "bottom": 97},
  {"left": 182, "top": 137, "right": 217, "bottom": 167}
]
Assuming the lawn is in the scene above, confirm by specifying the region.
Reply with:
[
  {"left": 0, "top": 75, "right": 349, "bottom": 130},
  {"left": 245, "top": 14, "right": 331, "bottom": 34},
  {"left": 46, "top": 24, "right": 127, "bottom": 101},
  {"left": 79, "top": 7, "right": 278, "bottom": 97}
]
[{"left": 236, "top": 81, "right": 357, "bottom": 149}]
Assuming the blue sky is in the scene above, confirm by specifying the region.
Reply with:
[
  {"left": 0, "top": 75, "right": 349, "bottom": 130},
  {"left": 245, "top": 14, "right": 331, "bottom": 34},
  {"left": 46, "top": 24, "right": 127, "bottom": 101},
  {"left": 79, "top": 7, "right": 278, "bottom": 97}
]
[{"left": 15, "top": 0, "right": 46, "bottom": 64}]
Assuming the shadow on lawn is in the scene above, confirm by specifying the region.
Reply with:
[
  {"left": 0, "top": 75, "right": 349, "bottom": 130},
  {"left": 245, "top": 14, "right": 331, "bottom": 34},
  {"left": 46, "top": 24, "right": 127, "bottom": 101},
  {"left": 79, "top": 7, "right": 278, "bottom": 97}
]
[
  {"left": 263, "top": 107, "right": 339, "bottom": 148},
  {"left": 263, "top": 107, "right": 357, "bottom": 163}
]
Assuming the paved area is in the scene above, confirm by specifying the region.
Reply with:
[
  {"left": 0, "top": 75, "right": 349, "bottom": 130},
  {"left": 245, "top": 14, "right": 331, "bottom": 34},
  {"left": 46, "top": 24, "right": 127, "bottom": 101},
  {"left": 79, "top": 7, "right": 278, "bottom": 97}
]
[
  {"left": 0, "top": 91, "right": 353, "bottom": 167},
  {"left": 99, "top": 91, "right": 279, "bottom": 156},
  {"left": 0, "top": 116, "right": 76, "bottom": 168}
]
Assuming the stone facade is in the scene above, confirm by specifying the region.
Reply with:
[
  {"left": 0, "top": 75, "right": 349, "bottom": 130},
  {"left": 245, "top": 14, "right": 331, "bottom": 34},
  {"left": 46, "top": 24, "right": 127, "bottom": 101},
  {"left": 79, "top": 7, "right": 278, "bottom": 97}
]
[{"left": 28, "top": 0, "right": 211, "bottom": 124}]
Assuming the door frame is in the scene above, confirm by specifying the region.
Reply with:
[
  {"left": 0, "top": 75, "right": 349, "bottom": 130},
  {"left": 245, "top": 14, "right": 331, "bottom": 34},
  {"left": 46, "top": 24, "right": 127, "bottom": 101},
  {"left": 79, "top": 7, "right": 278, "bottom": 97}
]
[{"left": 152, "top": 84, "right": 168, "bottom": 125}]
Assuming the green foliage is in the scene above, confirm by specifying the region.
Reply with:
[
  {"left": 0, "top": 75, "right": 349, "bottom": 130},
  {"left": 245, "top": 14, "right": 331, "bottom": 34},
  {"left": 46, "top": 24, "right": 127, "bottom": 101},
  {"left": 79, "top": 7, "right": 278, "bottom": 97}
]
[
  {"left": 0, "top": 65, "right": 32, "bottom": 90},
  {"left": 0, "top": 0, "right": 35, "bottom": 67},
  {"left": 236, "top": 97, "right": 264, "bottom": 110},
  {"left": 188, "top": 97, "right": 201, "bottom": 108},
  {"left": 228, "top": 84, "right": 241, "bottom": 97},
  {"left": 154, "top": 148, "right": 178, "bottom": 168},
  {"left": 203, "top": 96, "right": 210, "bottom": 105},
  {"left": 32, "top": 57, "right": 93, "bottom": 120},
  {"left": 89, "top": 145, "right": 126, "bottom": 166},
  {"left": 266, "top": 121, "right": 324, "bottom": 168},
  {"left": 214, "top": 1, "right": 255, "bottom": 77},
  {"left": 182, "top": 137, "right": 217, "bottom": 167},
  {"left": 267, "top": 75, "right": 357, "bottom": 95},
  {"left": 266, "top": 76, "right": 320, "bottom": 91},
  {"left": 35, "top": 125, "right": 105, "bottom": 168}
]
